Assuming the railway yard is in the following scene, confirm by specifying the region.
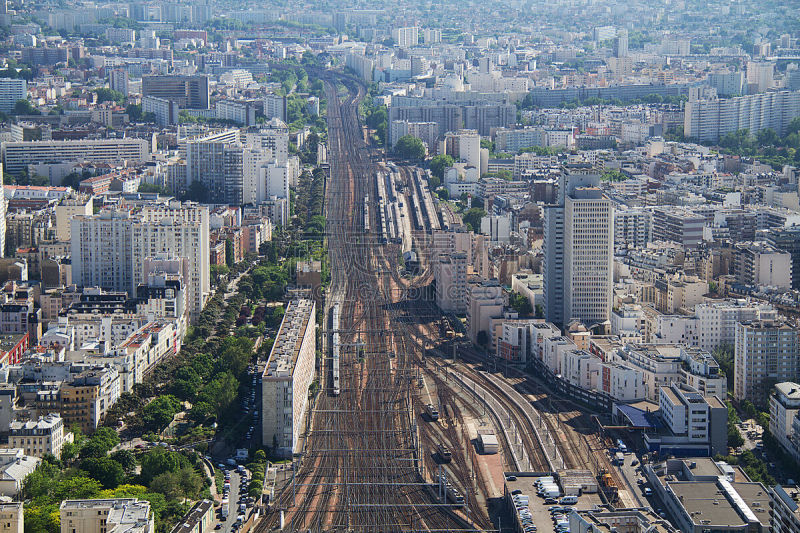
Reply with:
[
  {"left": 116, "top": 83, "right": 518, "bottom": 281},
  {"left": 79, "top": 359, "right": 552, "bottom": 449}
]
[{"left": 255, "top": 71, "right": 635, "bottom": 532}]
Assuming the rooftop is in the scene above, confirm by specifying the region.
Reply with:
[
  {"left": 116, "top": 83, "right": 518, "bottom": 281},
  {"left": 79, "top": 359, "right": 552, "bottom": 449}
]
[{"left": 263, "top": 299, "right": 314, "bottom": 379}]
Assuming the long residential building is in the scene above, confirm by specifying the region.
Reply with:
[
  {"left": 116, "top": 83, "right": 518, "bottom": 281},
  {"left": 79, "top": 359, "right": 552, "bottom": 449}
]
[
  {"left": 684, "top": 90, "right": 800, "bottom": 142},
  {"left": 261, "top": 299, "right": 316, "bottom": 457},
  {"left": 2, "top": 138, "right": 151, "bottom": 174}
]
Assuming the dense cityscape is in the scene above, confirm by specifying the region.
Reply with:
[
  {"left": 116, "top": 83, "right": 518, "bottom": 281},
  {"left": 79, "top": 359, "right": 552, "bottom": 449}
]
[{"left": 0, "top": 0, "right": 795, "bottom": 532}]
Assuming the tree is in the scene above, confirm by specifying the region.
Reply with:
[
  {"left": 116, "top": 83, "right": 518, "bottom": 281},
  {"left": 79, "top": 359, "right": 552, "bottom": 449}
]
[
  {"left": 182, "top": 181, "right": 210, "bottom": 203},
  {"left": 509, "top": 291, "right": 533, "bottom": 317},
  {"left": 429, "top": 154, "right": 454, "bottom": 179},
  {"left": 94, "top": 88, "right": 125, "bottom": 104},
  {"left": 13, "top": 99, "right": 39, "bottom": 115},
  {"left": 139, "top": 447, "right": 190, "bottom": 485},
  {"left": 110, "top": 450, "right": 138, "bottom": 474},
  {"left": 200, "top": 372, "right": 239, "bottom": 419},
  {"left": 225, "top": 239, "right": 235, "bottom": 268},
  {"left": 394, "top": 135, "right": 426, "bottom": 160},
  {"left": 137, "top": 183, "right": 169, "bottom": 195},
  {"left": 80, "top": 457, "right": 125, "bottom": 489},
  {"left": 461, "top": 208, "right": 486, "bottom": 232},
  {"left": 140, "top": 395, "right": 181, "bottom": 432},
  {"left": 477, "top": 330, "right": 488, "bottom": 347}
]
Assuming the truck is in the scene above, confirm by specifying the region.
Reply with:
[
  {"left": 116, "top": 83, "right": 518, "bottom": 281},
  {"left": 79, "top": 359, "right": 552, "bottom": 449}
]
[
  {"left": 617, "top": 439, "right": 628, "bottom": 453},
  {"left": 220, "top": 498, "right": 229, "bottom": 519},
  {"left": 614, "top": 452, "right": 625, "bottom": 465}
]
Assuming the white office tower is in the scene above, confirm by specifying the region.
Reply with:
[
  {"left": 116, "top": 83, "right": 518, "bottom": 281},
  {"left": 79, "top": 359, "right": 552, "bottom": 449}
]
[
  {"left": 544, "top": 165, "right": 613, "bottom": 328},
  {"left": 262, "top": 160, "right": 290, "bottom": 200},
  {"left": 0, "top": 78, "right": 26, "bottom": 113},
  {"left": 747, "top": 61, "right": 775, "bottom": 93}
]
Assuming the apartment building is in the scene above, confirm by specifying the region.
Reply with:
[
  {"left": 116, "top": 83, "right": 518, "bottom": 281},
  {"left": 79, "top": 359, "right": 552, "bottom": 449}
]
[
  {"left": 771, "top": 485, "right": 800, "bottom": 533},
  {"left": 544, "top": 165, "right": 613, "bottom": 327},
  {"left": 684, "top": 90, "right": 800, "bottom": 142},
  {"left": 59, "top": 366, "right": 121, "bottom": 433},
  {"left": 769, "top": 382, "right": 800, "bottom": 461},
  {"left": 651, "top": 207, "right": 705, "bottom": 248},
  {"left": 653, "top": 383, "right": 727, "bottom": 456},
  {"left": 766, "top": 226, "right": 800, "bottom": 290},
  {"left": 434, "top": 253, "right": 467, "bottom": 314},
  {"left": 263, "top": 93, "right": 287, "bottom": 122},
  {"left": 735, "top": 320, "right": 800, "bottom": 407},
  {"left": 70, "top": 209, "right": 134, "bottom": 293},
  {"left": 732, "top": 241, "right": 792, "bottom": 289},
  {"left": 142, "top": 75, "right": 209, "bottom": 109},
  {"left": 466, "top": 279, "right": 505, "bottom": 346},
  {"left": 0, "top": 501, "right": 22, "bottom": 533},
  {"left": 441, "top": 129, "right": 481, "bottom": 169},
  {"left": 392, "top": 26, "right": 419, "bottom": 48},
  {"left": 694, "top": 300, "right": 777, "bottom": 351},
  {"left": 614, "top": 208, "right": 652, "bottom": 250},
  {"left": 2, "top": 139, "right": 151, "bottom": 174},
  {"left": 9, "top": 413, "right": 68, "bottom": 458},
  {"left": 142, "top": 95, "right": 179, "bottom": 126},
  {"left": 0, "top": 78, "right": 26, "bottom": 114},
  {"left": 60, "top": 499, "right": 154, "bottom": 533},
  {"left": 261, "top": 299, "right": 316, "bottom": 457}
]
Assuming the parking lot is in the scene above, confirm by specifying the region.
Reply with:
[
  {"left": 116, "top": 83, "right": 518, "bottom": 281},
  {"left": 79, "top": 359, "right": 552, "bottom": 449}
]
[{"left": 504, "top": 473, "right": 602, "bottom": 533}]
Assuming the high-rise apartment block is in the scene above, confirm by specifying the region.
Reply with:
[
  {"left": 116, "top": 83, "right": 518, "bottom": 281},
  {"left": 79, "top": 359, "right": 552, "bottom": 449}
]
[
  {"left": 651, "top": 207, "right": 705, "bottom": 248},
  {"left": 263, "top": 93, "right": 287, "bottom": 122},
  {"left": 71, "top": 203, "right": 210, "bottom": 321},
  {"left": 735, "top": 320, "right": 800, "bottom": 407},
  {"left": 2, "top": 139, "right": 151, "bottom": 174},
  {"left": 392, "top": 26, "right": 419, "bottom": 48},
  {"left": 544, "top": 165, "right": 613, "bottom": 327},
  {"left": 0, "top": 78, "right": 26, "bottom": 113}
]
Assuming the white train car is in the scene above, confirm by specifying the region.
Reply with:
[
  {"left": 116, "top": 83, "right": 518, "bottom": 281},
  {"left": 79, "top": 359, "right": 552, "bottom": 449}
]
[{"left": 330, "top": 303, "right": 341, "bottom": 395}]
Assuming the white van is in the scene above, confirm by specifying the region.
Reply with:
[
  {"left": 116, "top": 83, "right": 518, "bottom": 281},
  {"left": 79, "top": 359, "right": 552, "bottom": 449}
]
[{"left": 560, "top": 496, "right": 578, "bottom": 505}]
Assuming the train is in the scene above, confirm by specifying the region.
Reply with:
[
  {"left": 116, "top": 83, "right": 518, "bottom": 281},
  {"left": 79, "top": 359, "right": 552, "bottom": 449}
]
[
  {"left": 330, "top": 303, "right": 341, "bottom": 395},
  {"left": 363, "top": 196, "right": 370, "bottom": 233},
  {"left": 438, "top": 471, "right": 465, "bottom": 507}
]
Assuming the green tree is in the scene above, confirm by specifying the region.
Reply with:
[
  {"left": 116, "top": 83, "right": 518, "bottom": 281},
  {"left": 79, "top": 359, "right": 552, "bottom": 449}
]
[
  {"left": 137, "top": 183, "right": 169, "bottom": 195},
  {"left": 13, "top": 99, "right": 39, "bottom": 115},
  {"left": 109, "top": 450, "right": 137, "bottom": 473},
  {"left": 140, "top": 395, "right": 181, "bottom": 433},
  {"left": 94, "top": 88, "right": 125, "bottom": 104},
  {"left": 394, "top": 135, "right": 426, "bottom": 160},
  {"left": 200, "top": 372, "right": 239, "bottom": 419},
  {"left": 462, "top": 208, "right": 486, "bottom": 232},
  {"left": 429, "top": 154, "right": 454, "bottom": 179},
  {"left": 509, "top": 291, "right": 533, "bottom": 317},
  {"left": 139, "top": 447, "right": 190, "bottom": 485},
  {"left": 80, "top": 457, "right": 125, "bottom": 489}
]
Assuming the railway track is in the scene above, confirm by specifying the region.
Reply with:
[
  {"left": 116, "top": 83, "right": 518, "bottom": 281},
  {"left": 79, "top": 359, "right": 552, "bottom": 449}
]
[{"left": 256, "top": 72, "right": 481, "bottom": 532}]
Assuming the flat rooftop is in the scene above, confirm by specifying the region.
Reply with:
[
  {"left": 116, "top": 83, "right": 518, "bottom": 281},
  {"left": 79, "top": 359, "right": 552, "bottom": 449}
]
[{"left": 263, "top": 298, "right": 314, "bottom": 379}]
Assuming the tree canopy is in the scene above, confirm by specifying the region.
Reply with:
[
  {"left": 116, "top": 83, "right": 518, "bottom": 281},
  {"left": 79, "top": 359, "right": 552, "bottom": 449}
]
[{"left": 394, "top": 135, "right": 426, "bottom": 160}]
